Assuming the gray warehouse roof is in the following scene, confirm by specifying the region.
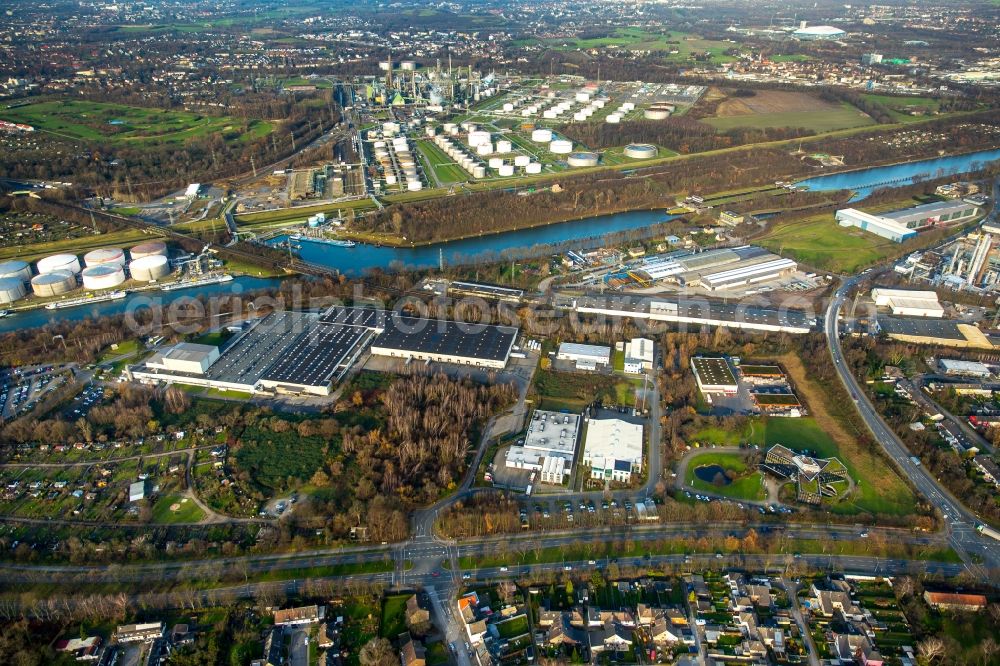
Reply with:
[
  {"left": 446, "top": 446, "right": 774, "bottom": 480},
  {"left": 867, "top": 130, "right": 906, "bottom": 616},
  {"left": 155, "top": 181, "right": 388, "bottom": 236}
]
[{"left": 372, "top": 315, "right": 517, "bottom": 362}]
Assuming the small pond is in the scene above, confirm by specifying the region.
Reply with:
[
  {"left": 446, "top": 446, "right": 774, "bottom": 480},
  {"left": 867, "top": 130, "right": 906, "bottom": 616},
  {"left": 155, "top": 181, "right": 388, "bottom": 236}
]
[{"left": 694, "top": 464, "right": 731, "bottom": 485}]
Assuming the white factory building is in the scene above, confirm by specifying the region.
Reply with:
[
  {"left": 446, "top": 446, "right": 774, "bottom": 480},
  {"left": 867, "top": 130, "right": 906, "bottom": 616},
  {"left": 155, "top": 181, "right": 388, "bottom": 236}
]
[
  {"left": 557, "top": 342, "right": 611, "bottom": 371},
  {"left": 144, "top": 343, "right": 220, "bottom": 375},
  {"left": 838, "top": 201, "right": 980, "bottom": 243},
  {"left": 632, "top": 246, "right": 794, "bottom": 291},
  {"left": 582, "top": 418, "right": 644, "bottom": 484},
  {"left": 871, "top": 288, "right": 944, "bottom": 318},
  {"left": 939, "top": 359, "right": 992, "bottom": 378},
  {"left": 504, "top": 410, "right": 581, "bottom": 484},
  {"left": 623, "top": 338, "right": 654, "bottom": 374},
  {"left": 836, "top": 209, "right": 918, "bottom": 243}
]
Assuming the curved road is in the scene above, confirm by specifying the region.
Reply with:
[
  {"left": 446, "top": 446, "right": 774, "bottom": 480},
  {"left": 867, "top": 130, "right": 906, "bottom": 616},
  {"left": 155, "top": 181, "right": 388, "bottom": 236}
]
[{"left": 826, "top": 274, "right": 1000, "bottom": 578}]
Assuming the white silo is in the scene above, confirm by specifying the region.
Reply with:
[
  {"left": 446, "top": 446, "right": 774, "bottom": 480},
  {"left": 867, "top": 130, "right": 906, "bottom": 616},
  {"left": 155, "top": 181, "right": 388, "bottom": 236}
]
[
  {"left": 37, "top": 253, "right": 81, "bottom": 275},
  {"left": 550, "top": 139, "right": 573, "bottom": 154},
  {"left": 496, "top": 140, "right": 512, "bottom": 154},
  {"left": 472, "top": 166, "right": 486, "bottom": 179},
  {"left": 468, "top": 130, "right": 491, "bottom": 147},
  {"left": 498, "top": 164, "right": 514, "bottom": 177},
  {"left": 476, "top": 143, "right": 493, "bottom": 156},
  {"left": 525, "top": 163, "right": 542, "bottom": 174},
  {"left": 514, "top": 155, "right": 530, "bottom": 167},
  {"left": 0, "top": 277, "right": 26, "bottom": 304},
  {"left": 81, "top": 265, "right": 126, "bottom": 290},
  {"left": 0, "top": 259, "right": 31, "bottom": 283},
  {"left": 83, "top": 247, "right": 126, "bottom": 268},
  {"left": 488, "top": 158, "right": 504, "bottom": 169},
  {"left": 31, "top": 270, "right": 76, "bottom": 297},
  {"left": 129, "top": 255, "right": 170, "bottom": 282}
]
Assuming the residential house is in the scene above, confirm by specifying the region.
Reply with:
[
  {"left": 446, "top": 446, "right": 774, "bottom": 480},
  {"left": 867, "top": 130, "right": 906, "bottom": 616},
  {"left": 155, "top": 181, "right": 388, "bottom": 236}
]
[
  {"left": 399, "top": 632, "right": 426, "bottom": 666},
  {"left": 274, "top": 605, "right": 325, "bottom": 626},
  {"left": 255, "top": 626, "right": 283, "bottom": 666},
  {"left": 922, "top": 591, "right": 988, "bottom": 612},
  {"left": 648, "top": 619, "right": 682, "bottom": 646},
  {"left": 55, "top": 636, "right": 103, "bottom": 661},
  {"left": 405, "top": 595, "right": 430, "bottom": 627},
  {"left": 589, "top": 622, "right": 633, "bottom": 654},
  {"left": 835, "top": 633, "right": 884, "bottom": 666},
  {"left": 115, "top": 622, "right": 165, "bottom": 643}
]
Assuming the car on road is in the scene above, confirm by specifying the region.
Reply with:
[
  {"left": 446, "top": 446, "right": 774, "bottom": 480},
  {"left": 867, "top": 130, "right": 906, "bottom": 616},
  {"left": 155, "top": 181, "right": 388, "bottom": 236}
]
[
  {"left": 499, "top": 566, "right": 508, "bottom": 572},
  {"left": 462, "top": 573, "right": 471, "bottom": 580}
]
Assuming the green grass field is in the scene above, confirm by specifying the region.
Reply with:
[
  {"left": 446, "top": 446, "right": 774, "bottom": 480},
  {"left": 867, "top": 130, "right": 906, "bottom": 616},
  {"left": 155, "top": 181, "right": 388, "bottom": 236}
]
[
  {"left": 704, "top": 102, "right": 875, "bottom": 132},
  {"left": 758, "top": 212, "right": 898, "bottom": 273},
  {"left": 0, "top": 227, "right": 158, "bottom": 264},
  {"left": 415, "top": 140, "right": 468, "bottom": 183},
  {"left": 151, "top": 494, "right": 205, "bottom": 524},
  {"left": 684, "top": 451, "right": 766, "bottom": 501},
  {"left": 525, "top": 29, "right": 738, "bottom": 63},
  {"left": 860, "top": 94, "right": 944, "bottom": 123},
  {"left": 0, "top": 100, "right": 274, "bottom": 146}
]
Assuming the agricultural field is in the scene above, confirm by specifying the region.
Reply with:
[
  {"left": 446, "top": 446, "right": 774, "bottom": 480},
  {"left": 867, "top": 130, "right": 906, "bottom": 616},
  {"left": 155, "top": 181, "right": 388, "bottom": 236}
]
[
  {"left": 0, "top": 100, "right": 274, "bottom": 147},
  {"left": 757, "top": 212, "right": 899, "bottom": 273},
  {"left": 704, "top": 91, "right": 875, "bottom": 132}
]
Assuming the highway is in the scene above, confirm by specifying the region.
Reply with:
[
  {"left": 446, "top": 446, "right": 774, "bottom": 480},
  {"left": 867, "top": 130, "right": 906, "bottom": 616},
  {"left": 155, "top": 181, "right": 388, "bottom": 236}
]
[{"left": 826, "top": 273, "right": 1000, "bottom": 578}]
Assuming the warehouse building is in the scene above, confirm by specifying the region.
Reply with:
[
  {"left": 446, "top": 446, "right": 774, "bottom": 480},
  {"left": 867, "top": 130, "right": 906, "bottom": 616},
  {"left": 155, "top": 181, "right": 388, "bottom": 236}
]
[
  {"left": 504, "top": 410, "right": 581, "bottom": 484},
  {"left": 838, "top": 201, "right": 980, "bottom": 243},
  {"left": 144, "top": 343, "right": 220, "bottom": 375},
  {"left": 875, "top": 316, "right": 997, "bottom": 349},
  {"left": 623, "top": 338, "right": 654, "bottom": 374},
  {"left": 698, "top": 257, "right": 798, "bottom": 291},
  {"left": 556, "top": 342, "right": 611, "bottom": 371},
  {"left": 569, "top": 296, "right": 816, "bottom": 334},
  {"left": 581, "top": 418, "right": 644, "bottom": 484},
  {"left": 836, "top": 209, "right": 917, "bottom": 242},
  {"left": 939, "top": 359, "right": 992, "bottom": 378},
  {"left": 691, "top": 356, "right": 739, "bottom": 395},
  {"left": 871, "top": 288, "right": 944, "bottom": 318},
  {"left": 369, "top": 315, "right": 517, "bottom": 369}
]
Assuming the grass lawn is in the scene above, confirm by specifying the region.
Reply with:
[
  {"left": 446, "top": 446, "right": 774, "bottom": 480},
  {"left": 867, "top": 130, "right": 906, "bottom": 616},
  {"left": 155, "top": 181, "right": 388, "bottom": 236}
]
[
  {"left": 0, "top": 227, "right": 157, "bottom": 263},
  {"left": 689, "top": 421, "right": 762, "bottom": 447},
  {"left": 532, "top": 367, "right": 638, "bottom": 411},
  {"left": 704, "top": 102, "right": 874, "bottom": 132},
  {"left": 860, "top": 94, "right": 946, "bottom": 123},
  {"left": 757, "top": 212, "right": 898, "bottom": 273},
  {"left": 415, "top": 140, "right": 468, "bottom": 184},
  {"left": 496, "top": 614, "right": 529, "bottom": 639},
  {"left": 151, "top": 494, "right": 205, "bottom": 524},
  {"left": 379, "top": 594, "right": 410, "bottom": 639},
  {"left": 0, "top": 100, "right": 274, "bottom": 147},
  {"left": 684, "top": 450, "right": 766, "bottom": 501},
  {"left": 98, "top": 338, "right": 141, "bottom": 363}
]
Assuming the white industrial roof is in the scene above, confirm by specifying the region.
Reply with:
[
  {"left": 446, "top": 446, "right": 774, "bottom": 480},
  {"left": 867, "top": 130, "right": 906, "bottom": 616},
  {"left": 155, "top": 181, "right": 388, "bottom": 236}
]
[
  {"left": 626, "top": 338, "right": 654, "bottom": 363},
  {"left": 557, "top": 342, "right": 611, "bottom": 361},
  {"left": 583, "top": 418, "right": 644, "bottom": 467}
]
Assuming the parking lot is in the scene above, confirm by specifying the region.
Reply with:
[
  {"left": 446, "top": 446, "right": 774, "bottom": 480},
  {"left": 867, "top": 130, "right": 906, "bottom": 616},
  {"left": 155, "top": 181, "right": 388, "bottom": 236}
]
[
  {"left": 515, "top": 495, "right": 660, "bottom": 529},
  {"left": 63, "top": 384, "right": 105, "bottom": 419},
  {"left": 0, "top": 365, "right": 72, "bottom": 419}
]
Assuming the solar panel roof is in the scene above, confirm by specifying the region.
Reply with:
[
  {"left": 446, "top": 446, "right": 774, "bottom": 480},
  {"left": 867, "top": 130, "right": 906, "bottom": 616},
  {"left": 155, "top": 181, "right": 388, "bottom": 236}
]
[
  {"left": 261, "top": 323, "right": 372, "bottom": 387},
  {"left": 371, "top": 314, "right": 517, "bottom": 362}
]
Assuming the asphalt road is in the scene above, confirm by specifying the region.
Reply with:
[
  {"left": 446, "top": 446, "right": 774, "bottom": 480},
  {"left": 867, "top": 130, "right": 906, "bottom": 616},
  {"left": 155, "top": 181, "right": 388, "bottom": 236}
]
[{"left": 826, "top": 273, "right": 1000, "bottom": 577}]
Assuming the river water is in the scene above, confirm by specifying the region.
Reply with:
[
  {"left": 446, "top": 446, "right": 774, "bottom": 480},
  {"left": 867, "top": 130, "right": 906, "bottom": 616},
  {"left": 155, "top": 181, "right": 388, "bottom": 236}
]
[{"left": 4, "top": 147, "right": 1000, "bottom": 333}]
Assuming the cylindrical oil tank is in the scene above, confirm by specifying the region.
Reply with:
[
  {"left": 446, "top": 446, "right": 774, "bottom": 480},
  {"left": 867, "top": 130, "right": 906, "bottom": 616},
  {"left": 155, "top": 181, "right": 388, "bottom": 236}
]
[
  {"left": 514, "top": 155, "right": 531, "bottom": 167},
  {"left": 81, "top": 264, "right": 126, "bottom": 290},
  {"left": 550, "top": 139, "right": 573, "bottom": 154},
  {"left": 621, "top": 102, "right": 635, "bottom": 111},
  {"left": 624, "top": 143, "right": 658, "bottom": 159},
  {"left": 503, "top": 103, "right": 514, "bottom": 112},
  {"left": 468, "top": 130, "right": 491, "bottom": 147},
  {"left": 531, "top": 128, "right": 553, "bottom": 143},
  {"left": 407, "top": 180, "right": 423, "bottom": 191},
  {"left": 0, "top": 277, "right": 26, "bottom": 304},
  {"left": 31, "top": 270, "right": 76, "bottom": 297},
  {"left": 488, "top": 157, "right": 504, "bottom": 169},
  {"left": 373, "top": 140, "right": 386, "bottom": 149},
  {"left": 129, "top": 241, "right": 168, "bottom": 260},
  {"left": 400, "top": 61, "right": 416, "bottom": 71},
  {"left": 606, "top": 113, "right": 622, "bottom": 124},
  {"left": 644, "top": 107, "right": 671, "bottom": 120},
  {"left": 0, "top": 259, "right": 31, "bottom": 283},
  {"left": 476, "top": 143, "right": 493, "bottom": 156},
  {"left": 575, "top": 91, "right": 591, "bottom": 103},
  {"left": 495, "top": 140, "right": 512, "bottom": 154},
  {"left": 37, "top": 253, "right": 81, "bottom": 275},
  {"left": 542, "top": 110, "right": 558, "bottom": 120},
  {"left": 449, "top": 126, "right": 459, "bottom": 136},
  {"left": 425, "top": 126, "right": 437, "bottom": 137},
  {"left": 385, "top": 174, "right": 398, "bottom": 185},
  {"left": 498, "top": 164, "right": 514, "bottom": 177},
  {"left": 128, "top": 255, "right": 170, "bottom": 282},
  {"left": 567, "top": 152, "right": 600, "bottom": 167},
  {"left": 573, "top": 112, "right": 586, "bottom": 121},
  {"left": 525, "top": 162, "right": 542, "bottom": 174},
  {"left": 472, "top": 166, "right": 486, "bottom": 179},
  {"left": 443, "top": 122, "right": 456, "bottom": 133},
  {"left": 460, "top": 121, "right": 476, "bottom": 132},
  {"left": 593, "top": 99, "right": 606, "bottom": 109},
  {"left": 83, "top": 247, "right": 126, "bottom": 268}
]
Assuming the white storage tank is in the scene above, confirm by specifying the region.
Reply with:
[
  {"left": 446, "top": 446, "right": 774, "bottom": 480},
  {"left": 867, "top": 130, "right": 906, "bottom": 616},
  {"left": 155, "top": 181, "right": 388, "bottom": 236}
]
[
  {"left": 514, "top": 155, "right": 531, "bottom": 167},
  {"left": 621, "top": 102, "right": 635, "bottom": 111},
  {"left": 475, "top": 143, "right": 492, "bottom": 156},
  {"left": 488, "top": 157, "right": 504, "bottom": 169},
  {"left": 83, "top": 247, "right": 126, "bottom": 268},
  {"left": 129, "top": 241, "right": 168, "bottom": 260},
  {"left": 0, "top": 259, "right": 32, "bottom": 283},
  {"left": 520, "top": 109, "right": 533, "bottom": 117},
  {"left": 449, "top": 125, "right": 460, "bottom": 136},
  {"left": 573, "top": 112, "right": 586, "bottom": 121},
  {"left": 542, "top": 109, "right": 558, "bottom": 120},
  {"left": 0, "top": 277, "right": 26, "bottom": 304},
  {"left": 400, "top": 61, "right": 417, "bottom": 71},
  {"left": 407, "top": 180, "right": 423, "bottom": 191},
  {"left": 37, "top": 253, "right": 81, "bottom": 275},
  {"left": 472, "top": 166, "right": 486, "bottom": 179},
  {"left": 644, "top": 108, "right": 670, "bottom": 120},
  {"left": 495, "top": 140, "right": 512, "bottom": 154},
  {"left": 575, "top": 91, "right": 591, "bottom": 102},
  {"left": 468, "top": 130, "right": 491, "bottom": 147},
  {"left": 503, "top": 103, "right": 515, "bottom": 112},
  {"left": 81, "top": 264, "right": 126, "bottom": 290},
  {"left": 593, "top": 99, "right": 606, "bottom": 109},
  {"left": 567, "top": 152, "right": 600, "bottom": 168},
  {"left": 443, "top": 122, "right": 456, "bottom": 134},
  {"left": 531, "top": 128, "right": 553, "bottom": 142},
  {"left": 606, "top": 113, "right": 621, "bottom": 124},
  {"left": 550, "top": 139, "right": 573, "bottom": 154},
  {"left": 128, "top": 255, "right": 170, "bottom": 282},
  {"left": 525, "top": 162, "right": 542, "bottom": 174},
  {"left": 31, "top": 270, "right": 76, "bottom": 297},
  {"left": 498, "top": 164, "right": 514, "bottom": 177},
  {"left": 385, "top": 174, "right": 398, "bottom": 185},
  {"left": 624, "top": 143, "right": 658, "bottom": 159}
]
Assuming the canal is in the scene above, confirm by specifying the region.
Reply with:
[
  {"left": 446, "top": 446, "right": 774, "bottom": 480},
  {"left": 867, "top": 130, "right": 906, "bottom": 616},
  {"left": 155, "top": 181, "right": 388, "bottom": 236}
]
[{"left": 4, "top": 147, "right": 1000, "bottom": 333}]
